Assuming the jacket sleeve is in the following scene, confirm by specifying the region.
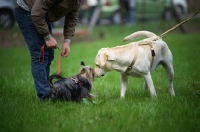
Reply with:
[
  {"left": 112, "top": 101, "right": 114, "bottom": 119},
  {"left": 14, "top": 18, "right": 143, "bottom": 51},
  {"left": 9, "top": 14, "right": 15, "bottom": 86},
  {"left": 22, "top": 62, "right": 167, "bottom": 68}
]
[
  {"left": 31, "top": 0, "right": 55, "bottom": 37},
  {"left": 63, "top": 6, "right": 80, "bottom": 40}
]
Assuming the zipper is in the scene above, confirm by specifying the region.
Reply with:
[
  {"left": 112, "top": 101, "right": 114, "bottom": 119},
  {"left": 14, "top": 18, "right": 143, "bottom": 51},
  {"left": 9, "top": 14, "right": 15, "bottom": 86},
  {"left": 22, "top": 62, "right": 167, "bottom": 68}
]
[{"left": 73, "top": 0, "right": 78, "bottom": 8}]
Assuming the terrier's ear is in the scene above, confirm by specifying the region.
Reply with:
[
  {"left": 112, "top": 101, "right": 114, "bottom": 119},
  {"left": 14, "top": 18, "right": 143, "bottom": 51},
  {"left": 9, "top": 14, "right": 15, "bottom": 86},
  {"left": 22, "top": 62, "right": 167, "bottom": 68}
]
[
  {"left": 80, "top": 61, "right": 85, "bottom": 66},
  {"left": 80, "top": 68, "right": 86, "bottom": 74}
]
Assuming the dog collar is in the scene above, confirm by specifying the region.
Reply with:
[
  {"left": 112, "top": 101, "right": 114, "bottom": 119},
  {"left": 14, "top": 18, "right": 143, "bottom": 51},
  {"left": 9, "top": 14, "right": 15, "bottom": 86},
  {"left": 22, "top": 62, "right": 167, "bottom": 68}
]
[
  {"left": 71, "top": 76, "right": 84, "bottom": 86},
  {"left": 71, "top": 77, "right": 78, "bottom": 83}
]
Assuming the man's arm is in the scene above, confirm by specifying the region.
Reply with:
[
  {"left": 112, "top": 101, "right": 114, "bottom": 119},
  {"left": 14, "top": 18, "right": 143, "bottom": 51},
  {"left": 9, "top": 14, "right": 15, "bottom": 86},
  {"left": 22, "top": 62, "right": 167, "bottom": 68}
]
[
  {"left": 61, "top": 5, "right": 80, "bottom": 57},
  {"left": 31, "top": 0, "right": 58, "bottom": 48},
  {"left": 63, "top": 7, "right": 80, "bottom": 41}
]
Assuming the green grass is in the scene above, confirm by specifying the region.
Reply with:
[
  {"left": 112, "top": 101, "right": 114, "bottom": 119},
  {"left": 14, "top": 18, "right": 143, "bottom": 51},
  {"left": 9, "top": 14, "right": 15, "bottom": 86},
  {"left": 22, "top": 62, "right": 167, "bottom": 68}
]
[{"left": 0, "top": 21, "right": 200, "bottom": 132}]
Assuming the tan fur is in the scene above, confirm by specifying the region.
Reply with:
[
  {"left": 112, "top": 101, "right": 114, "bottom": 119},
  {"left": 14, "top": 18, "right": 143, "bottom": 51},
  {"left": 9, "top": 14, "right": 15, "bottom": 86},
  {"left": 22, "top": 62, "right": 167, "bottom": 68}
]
[
  {"left": 79, "top": 66, "right": 95, "bottom": 85},
  {"left": 123, "top": 31, "right": 157, "bottom": 42}
]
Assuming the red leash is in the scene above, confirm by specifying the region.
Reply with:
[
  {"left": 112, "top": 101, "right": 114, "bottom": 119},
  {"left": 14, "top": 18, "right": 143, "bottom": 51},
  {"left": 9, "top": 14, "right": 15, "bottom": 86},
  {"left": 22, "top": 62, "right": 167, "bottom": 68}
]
[
  {"left": 39, "top": 44, "right": 61, "bottom": 75},
  {"left": 56, "top": 47, "right": 61, "bottom": 75},
  {"left": 39, "top": 45, "right": 45, "bottom": 64}
]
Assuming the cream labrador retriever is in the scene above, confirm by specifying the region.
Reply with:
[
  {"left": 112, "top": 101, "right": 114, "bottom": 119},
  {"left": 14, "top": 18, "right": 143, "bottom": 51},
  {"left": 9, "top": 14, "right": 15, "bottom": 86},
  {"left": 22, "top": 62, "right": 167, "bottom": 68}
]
[{"left": 94, "top": 31, "right": 175, "bottom": 98}]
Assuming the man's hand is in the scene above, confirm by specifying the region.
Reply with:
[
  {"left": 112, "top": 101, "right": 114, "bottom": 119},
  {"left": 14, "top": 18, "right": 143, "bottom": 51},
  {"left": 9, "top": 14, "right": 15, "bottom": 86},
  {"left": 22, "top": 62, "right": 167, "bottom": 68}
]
[
  {"left": 61, "top": 42, "right": 70, "bottom": 57},
  {"left": 45, "top": 36, "right": 57, "bottom": 49}
]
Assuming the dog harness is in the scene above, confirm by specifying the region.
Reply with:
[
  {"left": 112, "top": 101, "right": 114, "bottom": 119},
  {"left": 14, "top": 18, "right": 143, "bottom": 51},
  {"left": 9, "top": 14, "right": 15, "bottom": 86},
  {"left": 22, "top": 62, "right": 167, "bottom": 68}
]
[
  {"left": 71, "top": 76, "right": 84, "bottom": 86},
  {"left": 125, "top": 40, "right": 156, "bottom": 73}
]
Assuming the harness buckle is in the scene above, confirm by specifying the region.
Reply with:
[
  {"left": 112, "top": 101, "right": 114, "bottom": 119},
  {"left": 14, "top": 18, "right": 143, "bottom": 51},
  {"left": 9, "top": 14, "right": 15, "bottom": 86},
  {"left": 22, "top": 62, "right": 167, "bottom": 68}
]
[
  {"left": 128, "top": 66, "right": 132, "bottom": 70},
  {"left": 71, "top": 77, "right": 78, "bottom": 83}
]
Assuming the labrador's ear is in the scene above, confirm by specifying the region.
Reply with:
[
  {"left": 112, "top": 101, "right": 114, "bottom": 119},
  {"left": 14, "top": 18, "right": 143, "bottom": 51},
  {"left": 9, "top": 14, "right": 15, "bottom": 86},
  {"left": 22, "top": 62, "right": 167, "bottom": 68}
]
[{"left": 100, "top": 53, "right": 108, "bottom": 67}]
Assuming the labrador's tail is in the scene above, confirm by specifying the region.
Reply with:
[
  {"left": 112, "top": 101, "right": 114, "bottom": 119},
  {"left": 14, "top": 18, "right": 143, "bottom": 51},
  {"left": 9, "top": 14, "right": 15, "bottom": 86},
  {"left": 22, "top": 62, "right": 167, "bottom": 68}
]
[{"left": 123, "top": 31, "right": 157, "bottom": 42}]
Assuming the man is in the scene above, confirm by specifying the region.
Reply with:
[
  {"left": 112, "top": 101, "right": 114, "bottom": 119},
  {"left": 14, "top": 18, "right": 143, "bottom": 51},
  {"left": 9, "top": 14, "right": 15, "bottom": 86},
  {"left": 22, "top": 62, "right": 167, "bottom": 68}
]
[
  {"left": 15, "top": 0, "right": 81, "bottom": 100},
  {"left": 126, "top": 0, "right": 136, "bottom": 24},
  {"left": 87, "top": 0, "right": 98, "bottom": 23}
]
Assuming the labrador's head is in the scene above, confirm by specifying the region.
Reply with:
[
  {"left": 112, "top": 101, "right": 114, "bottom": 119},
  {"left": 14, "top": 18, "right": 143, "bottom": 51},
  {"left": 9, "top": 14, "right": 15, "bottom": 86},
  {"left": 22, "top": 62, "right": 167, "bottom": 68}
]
[{"left": 94, "top": 48, "right": 115, "bottom": 78}]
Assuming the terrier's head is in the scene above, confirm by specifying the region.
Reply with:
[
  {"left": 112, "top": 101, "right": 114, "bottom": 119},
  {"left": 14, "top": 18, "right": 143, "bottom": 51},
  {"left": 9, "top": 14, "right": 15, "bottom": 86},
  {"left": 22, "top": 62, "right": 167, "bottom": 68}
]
[{"left": 79, "top": 61, "right": 95, "bottom": 84}]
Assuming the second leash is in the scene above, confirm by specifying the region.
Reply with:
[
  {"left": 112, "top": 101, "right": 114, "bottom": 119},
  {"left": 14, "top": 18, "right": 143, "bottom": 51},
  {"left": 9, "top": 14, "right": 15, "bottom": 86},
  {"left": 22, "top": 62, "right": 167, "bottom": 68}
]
[
  {"left": 56, "top": 46, "right": 61, "bottom": 75},
  {"left": 39, "top": 45, "right": 61, "bottom": 75}
]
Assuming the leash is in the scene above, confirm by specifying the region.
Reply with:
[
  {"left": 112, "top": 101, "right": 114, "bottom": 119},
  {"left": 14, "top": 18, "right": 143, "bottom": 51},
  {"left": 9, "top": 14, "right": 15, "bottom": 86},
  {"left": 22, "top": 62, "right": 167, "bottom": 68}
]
[
  {"left": 159, "top": 11, "right": 200, "bottom": 38},
  {"left": 56, "top": 47, "right": 61, "bottom": 75},
  {"left": 39, "top": 45, "right": 45, "bottom": 64},
  {"left": 39, "top": 44, "right": 61, "bottom": 75}
]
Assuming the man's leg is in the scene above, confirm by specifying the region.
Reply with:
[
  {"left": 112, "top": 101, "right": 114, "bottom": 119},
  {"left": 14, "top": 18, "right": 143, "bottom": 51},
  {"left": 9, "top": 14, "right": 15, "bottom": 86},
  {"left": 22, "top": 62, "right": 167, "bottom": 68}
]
[
  {"left": 15, "top": 8, "right": 54, "bottom": 100},
  {"left": 45, "top": 47, "right": 54, "bottom": 80},
  {"left": 45, "top": 23, "right": 54, "bottom": 80}
]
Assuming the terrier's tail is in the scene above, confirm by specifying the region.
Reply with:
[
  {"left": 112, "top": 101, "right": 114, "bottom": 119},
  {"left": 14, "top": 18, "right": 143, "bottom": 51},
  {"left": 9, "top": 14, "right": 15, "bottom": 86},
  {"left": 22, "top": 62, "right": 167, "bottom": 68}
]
[{"left": 48, "top": 74, "right": 64, "bottom": 87}]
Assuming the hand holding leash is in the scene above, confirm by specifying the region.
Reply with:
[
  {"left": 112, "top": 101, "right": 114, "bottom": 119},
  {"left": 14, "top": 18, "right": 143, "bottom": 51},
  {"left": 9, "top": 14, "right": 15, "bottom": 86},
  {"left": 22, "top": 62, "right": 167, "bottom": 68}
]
[
  {"left": 45, "top": 36, "right": 58, "bottom": 49},
  {"left": 39, "top": 44, "right": 61, "bottom": 75}
]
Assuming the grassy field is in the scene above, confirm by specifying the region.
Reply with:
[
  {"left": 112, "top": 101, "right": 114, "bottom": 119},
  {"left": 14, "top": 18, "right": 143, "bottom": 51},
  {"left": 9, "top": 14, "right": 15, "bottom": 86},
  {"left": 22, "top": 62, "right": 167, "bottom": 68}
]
[{"left": 0, "top": 21, "right": 200, "bottom": 132}]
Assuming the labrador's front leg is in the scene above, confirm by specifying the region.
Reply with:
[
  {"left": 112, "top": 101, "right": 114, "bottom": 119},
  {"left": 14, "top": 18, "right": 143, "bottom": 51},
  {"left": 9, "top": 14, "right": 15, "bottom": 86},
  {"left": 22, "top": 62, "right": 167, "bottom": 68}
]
[{"left": 120, "top": 73, "right": 128, "bottom": 98}]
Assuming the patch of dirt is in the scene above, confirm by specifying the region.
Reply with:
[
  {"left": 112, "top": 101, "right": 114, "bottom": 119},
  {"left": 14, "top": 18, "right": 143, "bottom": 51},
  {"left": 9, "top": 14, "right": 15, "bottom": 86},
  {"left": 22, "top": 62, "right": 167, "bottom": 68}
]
[
  {"left": 0, "top": 29, "right": 26, "bottom": 48},
  {"left": 0, "top": 28, "right": 91, "bottom": 48},
  {"left": 0, "top": 18, "right": 199, "bottom": 48}
]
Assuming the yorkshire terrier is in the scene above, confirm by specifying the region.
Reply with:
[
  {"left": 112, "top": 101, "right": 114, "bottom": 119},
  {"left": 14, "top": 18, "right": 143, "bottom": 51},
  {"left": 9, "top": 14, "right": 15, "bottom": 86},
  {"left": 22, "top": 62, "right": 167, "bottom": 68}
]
[{"left": 48, "top": 61, "right": 95, "bottom": 102}]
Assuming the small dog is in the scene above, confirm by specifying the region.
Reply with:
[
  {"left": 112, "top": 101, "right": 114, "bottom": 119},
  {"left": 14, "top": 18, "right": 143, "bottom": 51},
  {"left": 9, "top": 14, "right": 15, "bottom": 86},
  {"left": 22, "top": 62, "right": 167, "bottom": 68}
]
[
  {"left": 48, "top": 61, "right": 95, "bottom": 102},
  {"left": 94, "top": 31, "right": 175, "bottom": 98}
]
